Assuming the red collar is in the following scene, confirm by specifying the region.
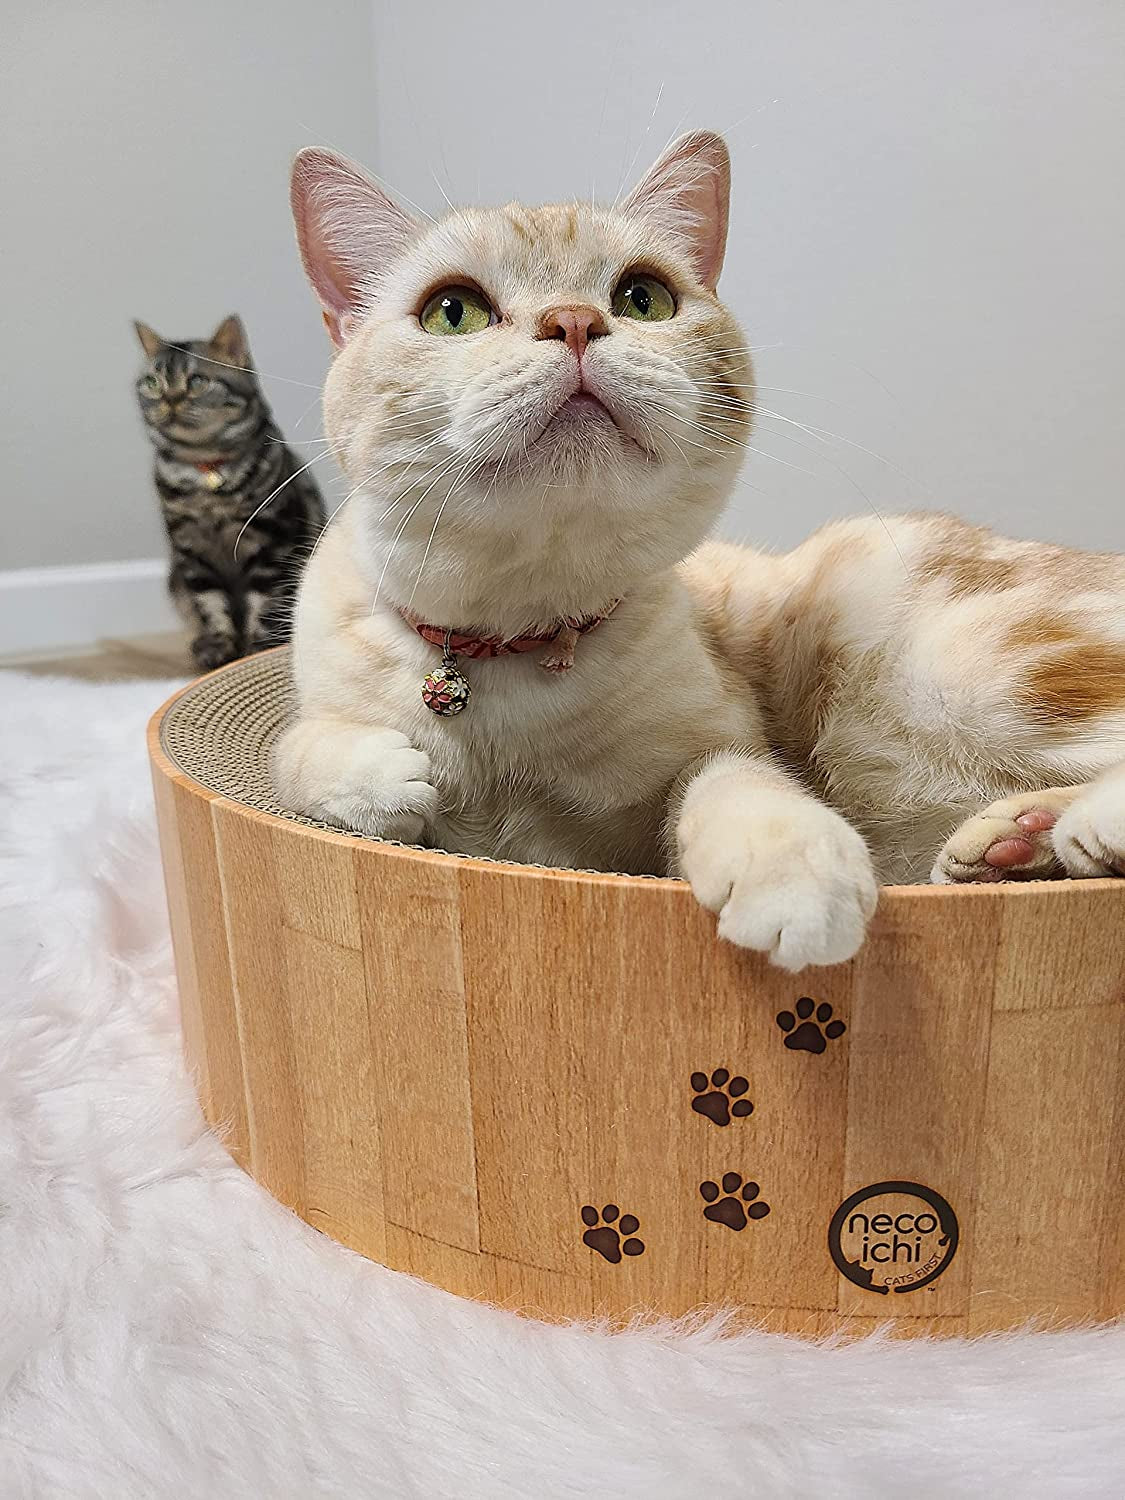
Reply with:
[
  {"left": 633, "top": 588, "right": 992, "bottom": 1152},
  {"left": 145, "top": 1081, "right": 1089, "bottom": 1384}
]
[{"left": 399, "top": 600, "right": 620, "bottom": 672}]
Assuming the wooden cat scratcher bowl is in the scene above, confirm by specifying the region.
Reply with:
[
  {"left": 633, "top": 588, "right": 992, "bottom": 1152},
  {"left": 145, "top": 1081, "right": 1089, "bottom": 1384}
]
[{"left": 148, "top": 651, "right": 1125, "bottom": 1338}]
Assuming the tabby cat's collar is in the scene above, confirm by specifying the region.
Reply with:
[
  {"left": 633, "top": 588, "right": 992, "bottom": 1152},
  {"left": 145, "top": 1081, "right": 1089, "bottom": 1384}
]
[{"left": 192, "top": 460, "right": 226, "bottom": 491}]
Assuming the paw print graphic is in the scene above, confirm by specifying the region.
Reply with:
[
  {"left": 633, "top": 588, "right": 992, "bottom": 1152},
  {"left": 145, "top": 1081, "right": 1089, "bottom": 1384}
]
[
  {"left": 580, "top": 1204, "right": 645, "bottom": 1263},
  {"left": 775, "top": 997, "right": 847, "bottom": 1054},
  {"left": 690, "top": 1068, "right": 754, "bottom": 1127},
  {"left": 699, "top": 1173, "right": 771, "bottom": 1231}
]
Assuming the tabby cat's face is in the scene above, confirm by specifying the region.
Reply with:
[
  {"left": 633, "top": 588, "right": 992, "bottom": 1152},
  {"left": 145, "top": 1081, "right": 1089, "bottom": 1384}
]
[
  {"left": 134, "top": 317, "right": 260, "bottom": 450},
  {"left": 291, "top": 133, "right": 751, "bottom": 612}
]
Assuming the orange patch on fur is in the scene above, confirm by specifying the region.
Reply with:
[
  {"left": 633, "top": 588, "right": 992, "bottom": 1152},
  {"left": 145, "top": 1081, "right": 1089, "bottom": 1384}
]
[
  {"left": 918, "top": 547, "right": 1020, "bottom": 597},
  {"left": 1025, "top": 641, "right": 1125, "bottom": 722},
  {"left": 1007, "top": 612, "right": 1080, "bottom": 650}
]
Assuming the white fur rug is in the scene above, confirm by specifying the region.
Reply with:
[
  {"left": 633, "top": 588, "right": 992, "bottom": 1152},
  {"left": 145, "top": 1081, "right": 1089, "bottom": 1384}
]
[{"left": 2, "top": 671, "right": 1124, "bottom": 1499}]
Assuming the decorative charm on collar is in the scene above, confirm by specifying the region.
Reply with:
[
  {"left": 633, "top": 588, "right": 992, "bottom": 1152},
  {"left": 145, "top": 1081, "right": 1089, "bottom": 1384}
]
[
  {"left": 193, "top": 460, "right": 225, "bottom": 491},
  {"left": 421, "top": 633, "right": 472, "bottom": 717},
  {"left": 404, "top": 601, "right": 620, "bottom": 715}
]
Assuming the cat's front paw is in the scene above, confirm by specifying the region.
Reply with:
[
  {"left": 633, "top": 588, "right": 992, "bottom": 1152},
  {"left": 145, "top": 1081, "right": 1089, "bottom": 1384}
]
[
  {"left": 191, "top": 631, "right": 242, "bottom": 672},
  {"left": 273, "top": 723, "right": 439, "bottom": 845},
  {"left": 678, "top": 795, "right": 877, "bottom": 971}
]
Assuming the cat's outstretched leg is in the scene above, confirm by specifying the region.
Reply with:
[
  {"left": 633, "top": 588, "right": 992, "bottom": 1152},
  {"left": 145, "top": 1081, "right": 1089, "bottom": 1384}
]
[
  {"left": 673, "top": 751, "right": 878, "bottom": 971},
  {"left": 933, "top": 767, "right": 1125, "bottom": 882}
]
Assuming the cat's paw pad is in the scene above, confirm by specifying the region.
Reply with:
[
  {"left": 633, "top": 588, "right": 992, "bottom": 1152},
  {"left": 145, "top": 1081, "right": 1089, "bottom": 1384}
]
[
  {"left": 580, "top": 1204, "right": 645, "bottom": 1263},
  {"left": 699, "top": 1173, "right": 771, "bottom": 1231},
  {"left": 690, "top": 1068, "right": 754, "bottom": 1127},
  {"left": 191, "top": 632, "right": 242, "bottom": 671},
  {"left": 932, "top": 795, "right": 1071, "bottom": 883},
  {"left": 775, "top": 996, "right": 846, "bottom": 1053}
]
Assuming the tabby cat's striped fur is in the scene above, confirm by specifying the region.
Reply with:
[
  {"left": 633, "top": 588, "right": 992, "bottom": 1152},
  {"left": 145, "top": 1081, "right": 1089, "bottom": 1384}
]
[{"left": 134, "top": 315, "right": 325, "bottom": 671}]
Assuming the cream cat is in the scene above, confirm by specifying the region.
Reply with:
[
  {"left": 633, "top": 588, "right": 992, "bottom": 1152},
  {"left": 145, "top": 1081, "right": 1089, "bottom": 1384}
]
[{"left": 275, "top": 131, "right": 1125, "bottom": 971}]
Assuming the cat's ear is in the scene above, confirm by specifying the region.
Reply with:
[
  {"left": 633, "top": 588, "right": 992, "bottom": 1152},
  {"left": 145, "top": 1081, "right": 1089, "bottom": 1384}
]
[
  {"left": 210, "top": 315, "right": 250, "bottom": 369},
  {"left": 622, "top": 131, "right": 730, "bottom": 290},
  {"left": 134, "top": 320, "right": 164, "bottom": 358},
  {"left": 290, "top": 148, "right": 419, "bottom": 346}
]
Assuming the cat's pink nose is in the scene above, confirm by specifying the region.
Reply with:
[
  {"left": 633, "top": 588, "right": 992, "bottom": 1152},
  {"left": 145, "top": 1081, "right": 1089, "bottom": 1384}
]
[{"left": 535, "top": 304, "right": 608, "bottom": 359}]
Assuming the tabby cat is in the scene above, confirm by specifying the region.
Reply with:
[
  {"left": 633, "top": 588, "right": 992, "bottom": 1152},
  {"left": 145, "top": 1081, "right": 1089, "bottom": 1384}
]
[
  {"left": 273, "top": 132, "right": 1125, "bottom": 971},
  {"left": 134, "top": 315, "right": 326, "bottom": 670}
]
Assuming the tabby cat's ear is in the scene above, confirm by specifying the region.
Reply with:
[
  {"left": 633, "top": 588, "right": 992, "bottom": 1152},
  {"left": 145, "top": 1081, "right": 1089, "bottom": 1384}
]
[
  {"left": 290, "top": 148, "right": 419, "bottom": 346},
  {"left": 134, "top": 320, "right": 164, "bottom": 358},
  {"left": 210, "top": 315, "right": 250, "bottom": 369},
  {"left": 622, "top": 131, "right": 730, "bottom": 291}
]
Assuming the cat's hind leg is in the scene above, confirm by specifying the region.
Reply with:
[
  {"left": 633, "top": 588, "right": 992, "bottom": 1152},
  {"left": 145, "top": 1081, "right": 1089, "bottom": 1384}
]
[
  {"left": 931, "top": 788, "right": 1080, "bottom": 883},
  {"left": 933, "top": 768, "right": 1125, "bottom": 882}
]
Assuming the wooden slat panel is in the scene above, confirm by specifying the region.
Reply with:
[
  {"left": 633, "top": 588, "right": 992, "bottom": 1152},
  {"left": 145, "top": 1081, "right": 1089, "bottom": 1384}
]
[
  {"left": 583, "top": 881, "right": 720, "bottom": 1321},
  {"left": 700, "top": 948, "right": 851, "bottom": 1315},
  {"left": 483, "top": 1255, "right": 595, "bottom": 1323},
  {"left": 282, "top": 927, "right": 386, "bottom": 1259},
  {"left": 212, "top": 803, "right": 305, "bottom": 1209},
  {"left": 151, "top": 767, "right": 207, "bottom": 1102},
  {"left": 969, "top": 1006, "right": 1124, "bottom": 1332},
  {"left": 767, "top": 1310, "right": 967, "bottom": 1340},
  {"left": 166, "top": 778, "right": 250, "bottom": 1161},
  {"left": 357, "top": 853, "right": 480, "bottom": 1252},
  {"left": 384, "top": 1223, "right": 488, "bottom": 1303},
  {"left": 1101, "top": 1021, "right": 1125, "bottom": 1321},
  {"left": 383, "top": 1225, "right": 595, "bottom": 1322},
  {"left": 459, "top": 865, "right": 592, "bottom": 1277},
  {"left": 840, "top": 893, "right": 998, "bottom": 1318},
  {"left": 995, "top": 883, "right": 1125, "bottom": 1011},
  {"left": 275, "top": 834, "right": 363, "bottom": 951}
]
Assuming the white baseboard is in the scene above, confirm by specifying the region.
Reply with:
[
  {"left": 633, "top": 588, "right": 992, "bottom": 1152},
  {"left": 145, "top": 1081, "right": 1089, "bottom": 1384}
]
[{"left": 0, "top": 558, "right": 180, "bottom": 656}]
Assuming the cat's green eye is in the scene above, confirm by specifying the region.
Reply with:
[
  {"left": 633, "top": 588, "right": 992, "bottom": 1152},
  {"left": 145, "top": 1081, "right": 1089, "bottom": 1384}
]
[
  {"left": 420, "top": 285, "right": 495, "bottom": 336},
  {"left": 187, "top": 373, "right": 209, "bottom": 393},
  {"left": 139, "top": 374, "right": 161, "bottom": 397},
  {"left": 611, "top": 274, "right": 676, "bottom": 323}
]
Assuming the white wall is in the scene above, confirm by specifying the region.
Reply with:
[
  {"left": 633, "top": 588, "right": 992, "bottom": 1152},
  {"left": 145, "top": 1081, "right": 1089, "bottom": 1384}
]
[
  {"left": 4, "top": 0, "right": 1123, "bottom": 649},
  {"left": 1, "top": 0, "right": 375, "bottom": 577},
  {"left": 370, "top": 0, "right": 1125, "bottom": 554}
]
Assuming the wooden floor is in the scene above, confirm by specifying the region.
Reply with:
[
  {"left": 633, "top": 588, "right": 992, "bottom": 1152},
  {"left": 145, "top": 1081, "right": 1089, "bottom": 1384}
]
[{"left": 0, "top": 631, "right": 192, "bottom": 682}]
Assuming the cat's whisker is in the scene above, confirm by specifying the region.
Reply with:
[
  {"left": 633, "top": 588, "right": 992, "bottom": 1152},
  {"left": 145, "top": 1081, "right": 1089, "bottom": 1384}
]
[
  {"left": 658, "top": 404, "right": 911, "bottom": 570},
  {"left": 163, "top": 342, "right": 323, "bottom": 391},
  {"left": 430, "top": 169, "right": 456, "bottom": 215},
  {"left": 370, "top": 440, "right": 493, "bottom": 613},
  {"left": 641, "top": 403, "right": 748, "bottom": 452},
  {"left": 303, "top": 437, "right": 448, "bottom": 574},
  {"left": 751, "top": 405, "right": 932, "bottom": 498},
  {"left": 613, "top": 78, "right": 667, "bottom": 209},
  {"left": 232, "top": 451, "right": 333, "bottom": 559},
  {"left": 406, "top": 422, "right": 518, "bottom": 610}
]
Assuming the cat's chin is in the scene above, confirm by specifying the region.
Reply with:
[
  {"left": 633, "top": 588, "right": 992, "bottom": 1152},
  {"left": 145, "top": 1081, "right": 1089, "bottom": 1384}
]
[{"left": 517, "top": 391, "right": 650, "bottom": 472}]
